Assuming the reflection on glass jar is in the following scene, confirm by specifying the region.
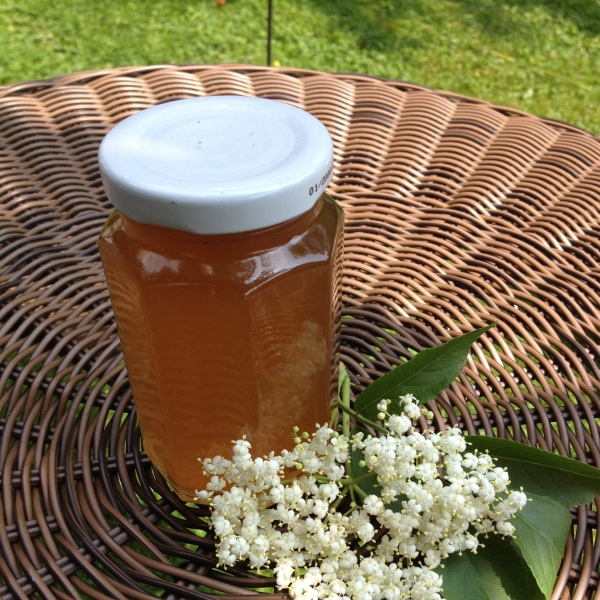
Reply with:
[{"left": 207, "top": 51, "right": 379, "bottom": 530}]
[{"left": 100, "top": 197, "right": 343, "bottom": 500}]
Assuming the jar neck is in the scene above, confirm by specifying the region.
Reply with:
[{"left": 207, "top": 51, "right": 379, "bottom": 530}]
[{"left": 121, "top": 195, "right": 325, "bottom": 251}]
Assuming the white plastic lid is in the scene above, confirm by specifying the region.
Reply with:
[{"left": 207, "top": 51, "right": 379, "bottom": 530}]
[{"left": 98, "top": 96, "right": 334, "bottom": 234}]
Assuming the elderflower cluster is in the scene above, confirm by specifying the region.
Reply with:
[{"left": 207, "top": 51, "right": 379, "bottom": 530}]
[{"left": 196, "top": 396, "right": 527, "bottom": 600}]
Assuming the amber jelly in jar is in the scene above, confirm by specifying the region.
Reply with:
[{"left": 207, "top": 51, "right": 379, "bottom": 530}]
[{"left": 98, "top": 96, "right": 343, "bottom": 501}]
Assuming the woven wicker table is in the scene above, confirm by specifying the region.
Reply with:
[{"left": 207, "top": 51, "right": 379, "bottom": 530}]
[{"left": 1, "top": 64, "right": 600, "bottom": 600}]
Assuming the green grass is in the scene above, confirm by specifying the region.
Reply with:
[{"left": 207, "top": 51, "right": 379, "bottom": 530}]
[{"left": 0, "top": 0, "right": 598, "bottom": 133}]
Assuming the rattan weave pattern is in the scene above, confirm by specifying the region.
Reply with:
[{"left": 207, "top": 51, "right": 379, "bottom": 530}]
[{"left": 1, "top": 64, "right": 600, "bottom": 600}]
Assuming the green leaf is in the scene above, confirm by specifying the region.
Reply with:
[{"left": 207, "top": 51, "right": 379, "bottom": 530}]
[
  {"left": 466, "top": 436, "right": 600, "bottom": 507},
  {"left": 439, "top": 533, "right": 544, "bottom": 600},
  {"left": 354, "top": 326, "right": 492, "bottom": 420},
  {"left": 511, "top": 493, "right": 571, "bottom": 600}
]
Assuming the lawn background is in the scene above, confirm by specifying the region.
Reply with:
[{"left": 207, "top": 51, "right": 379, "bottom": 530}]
[{"left": 0, "top": 0, "right": 598, "bottom": 133}]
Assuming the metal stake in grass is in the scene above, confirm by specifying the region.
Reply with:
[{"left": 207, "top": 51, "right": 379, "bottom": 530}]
[{"left": 267, "top": 0, "right": 273, "bottom": 66}]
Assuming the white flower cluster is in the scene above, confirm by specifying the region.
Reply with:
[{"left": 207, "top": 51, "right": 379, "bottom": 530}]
[{"left": 196, "top": 396, "right": 527, "bottom": 600}]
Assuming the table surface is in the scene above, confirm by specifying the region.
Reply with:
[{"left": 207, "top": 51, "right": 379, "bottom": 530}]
[{"left": 1, "top": 64, "right": 600, "bottom": 600}]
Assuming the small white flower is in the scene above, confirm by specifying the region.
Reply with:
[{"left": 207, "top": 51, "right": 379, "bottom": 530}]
[
  {"left": 507, "top": 490, "right": 528, "bottom": 509},
  {"left": 403, "top": 402, "right": 422, "bottom": 420},
  {"left": 270, "top": 484, "right": 285, "bottom": 504},
  {"left": 356, "top": 521, "right": 376, "bottom": 542},
  {"left": 274, "top": 559, "right": 294, "bottom": 587},
  {"left": 388, "top": 414, "right": 411, "bottom": 435},
  {"left": 195, "top": 489, "right": 210, "bottom": 501},
  {"left": 363, "top": 495, "right": 384, "bottom": 515},
  {"left": 212, "top": 515, "right": 233, "bottom": 537},
  {"left": 496, "top": 521, "right": 516, "bottom": 536}
]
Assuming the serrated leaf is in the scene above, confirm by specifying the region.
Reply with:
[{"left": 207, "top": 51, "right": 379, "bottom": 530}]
[
  {"left": 354, "top": 326, "right": 492, "bottom": 420},
  {"left": 511, "top": 493, "right": 571, "bottom": 600},
  {"left": 466, "top": 436, "right": 600, "bottom": 507},
  {"left": 439, "top": 533, "right": 544, "bottom": 600}
]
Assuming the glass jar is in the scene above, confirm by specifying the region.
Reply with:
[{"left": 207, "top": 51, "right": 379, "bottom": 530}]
[{"left": 98, "top": 97, "right": 343, "bottom": 501}]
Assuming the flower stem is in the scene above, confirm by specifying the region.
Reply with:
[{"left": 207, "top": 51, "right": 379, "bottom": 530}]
[
  {"left": 340, "top": 471, "right": 376, "bottom": 486},
  {"left": 349, "top": 486, "right": 356, "bottom": 505},
  {"left": 338, "top": 364, "right": 356, "bottom": 480},
  {"left": 336, "top": 401, "right": 387, "bottom": 435},
  {"left": 324, "top": 493, "right": 346, "bottom": 524},
  {"left": 352, "top": 484, "right": 368, "bottom": 500},
  {"left": 328, "top": 406, "right": 339, "bottom": 429},
  {"left": 280, "top": 475, "right": 330, "bottom": 485},
  {"left": 339, "top": 364, "right": 351, "bottom": 439}
]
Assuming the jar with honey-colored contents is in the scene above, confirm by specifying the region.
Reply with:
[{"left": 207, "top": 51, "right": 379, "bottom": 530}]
[{"left": 98, "top": 97, "right": 343, "bottom": 501}]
